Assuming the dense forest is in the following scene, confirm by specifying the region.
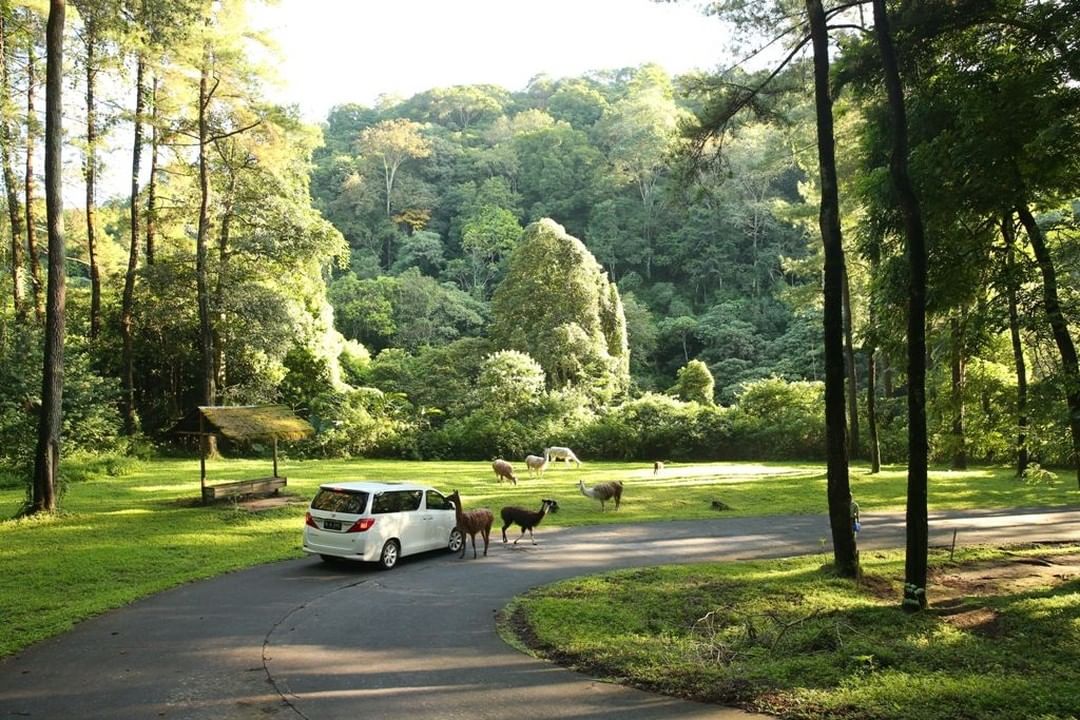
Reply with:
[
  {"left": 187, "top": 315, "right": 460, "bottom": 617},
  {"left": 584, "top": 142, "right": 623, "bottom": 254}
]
[{"left": 2, "top": 0, "right": 1079, "bottom": 498}]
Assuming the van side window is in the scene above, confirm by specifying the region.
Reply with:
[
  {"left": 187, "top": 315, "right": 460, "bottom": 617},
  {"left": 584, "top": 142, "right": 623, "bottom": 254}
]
[
  {"left": 426, "top": 491, "right": 452, "bottom": 511},
  {"left": 372, "top": 490, "right": 424, "bottom": 513},
  {"left": 400, "top": 490, "right": 422, "bottom": 511}
]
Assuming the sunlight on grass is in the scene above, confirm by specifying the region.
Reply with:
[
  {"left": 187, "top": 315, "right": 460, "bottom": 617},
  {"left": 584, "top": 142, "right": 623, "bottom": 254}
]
[
  {"left": 508, "top": 545, "right": 1080, "bottom": 720},
  {"left": 1, "top": 455, "right": 1077, "bottom": 660}
]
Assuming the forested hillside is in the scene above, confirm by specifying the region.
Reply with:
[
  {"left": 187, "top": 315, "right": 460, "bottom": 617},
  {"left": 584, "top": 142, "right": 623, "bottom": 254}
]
[{"left": 311, "top": 66, "right": 821, "bottom": 401}]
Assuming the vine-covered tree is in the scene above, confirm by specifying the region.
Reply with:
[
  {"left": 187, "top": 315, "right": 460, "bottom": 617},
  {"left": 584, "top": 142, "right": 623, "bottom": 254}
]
[
  {"left": 491, "top": 218, "right": 629, "bottom": 403},
  {"left": 673, "top": 359, "right": 715, "bottom": 404}
]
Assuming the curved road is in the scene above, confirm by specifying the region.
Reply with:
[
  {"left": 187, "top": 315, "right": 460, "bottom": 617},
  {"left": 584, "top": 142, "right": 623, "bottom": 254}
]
[{"left": 2, "top": 507, "right": 1078, "bottom": 719}]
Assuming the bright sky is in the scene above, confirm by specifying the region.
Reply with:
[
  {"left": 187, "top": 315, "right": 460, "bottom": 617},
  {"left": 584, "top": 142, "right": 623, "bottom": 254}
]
[{"left": 252, "top": 0, "right": 734, "bottom": 120}]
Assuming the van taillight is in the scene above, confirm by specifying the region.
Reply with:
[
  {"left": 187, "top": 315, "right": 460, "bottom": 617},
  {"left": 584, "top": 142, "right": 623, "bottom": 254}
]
[
  {"left": 347, "top": 517, "right": 376, "bottom": 533},
  {"left": 305, "top": 512, "right": 318, "bottom": 528}
]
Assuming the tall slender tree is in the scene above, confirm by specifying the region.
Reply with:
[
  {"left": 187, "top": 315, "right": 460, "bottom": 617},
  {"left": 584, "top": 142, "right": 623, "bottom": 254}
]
[
  {"left": 842, "top": 267, "right": 859, "bottom": 457},
  {"left": 29, "top": 0, "right": 65, "bottom": 515},
  {"left": 74, "top": 0, "right": 111, "bottom": 339},
  {"left": 807, "top": 0, "right": 857, "bottom": 578},
  {"left": 1002, "top": 213, "right": 1028, "bottom": 477},
  {"left": 120, "top": 43, "right": 144, "bottom": 434},
  {"left": 23, "top": 11, "right": 43, "bottom": 323},
  {"left": 1017, "top": 203, "right": 1080, "bottom": 488},
  {"left": 873, "top": 0, "right": 929, "bottom": 611},
  {"left": 0, "top": 3, "right": 26, "bottom": 320},
  {"left": 145, "top": 74, "right": 158, "bottom": 265},
  {"left": 950, "top": 313, "right": 967, "bottom": 470},
  {"left": 196, "top": 39, "right": 214, "bottom": 418}
]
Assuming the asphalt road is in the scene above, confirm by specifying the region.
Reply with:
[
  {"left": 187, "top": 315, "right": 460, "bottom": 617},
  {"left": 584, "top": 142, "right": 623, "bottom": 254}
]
[{"left": 2, "top": 507, "right": 1078, "bottom": 720}]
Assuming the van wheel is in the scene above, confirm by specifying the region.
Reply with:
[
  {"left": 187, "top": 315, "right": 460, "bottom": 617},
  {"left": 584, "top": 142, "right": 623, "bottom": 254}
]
[
  {"left": 319, "top": 554, "right": 341, "bottom": 564},
  {"left": 378, "top": 539, "right": 400, "bottom": 570},
  {"left": 448, "top": 528, "right": 464, "bottom": 554}
]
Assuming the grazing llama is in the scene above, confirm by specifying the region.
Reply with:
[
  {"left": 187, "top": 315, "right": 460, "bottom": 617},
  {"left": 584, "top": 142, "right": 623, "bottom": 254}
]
[
  {"left": 525, "top": 454, "right": 548, "bottom": 478},
  {"left": 492, "top": 458, "right": 518, "bottom": 485},
  {"left": 446, "top": 490, "right": 494, "bottom": 559},
  {"left": 578, "top": 479, "right": 623, "bottom": 512},
  {"left": 544, "top": 446, "right": 581, "bottom": 468},
  {"left": 500, "top": 499, "right": 559, "bottom": 545}
]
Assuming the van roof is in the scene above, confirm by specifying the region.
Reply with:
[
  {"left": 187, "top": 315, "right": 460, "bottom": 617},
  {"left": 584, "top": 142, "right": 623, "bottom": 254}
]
[{"left": 316, "top": 481, "right": 433, "bottom": 493}]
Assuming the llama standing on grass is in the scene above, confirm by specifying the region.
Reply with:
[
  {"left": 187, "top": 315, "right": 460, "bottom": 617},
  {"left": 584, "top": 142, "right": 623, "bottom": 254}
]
[
  {"left": 446, "top": 490, "right": 493, "bottom": 559},
  {"left": 525, "top": 454, "right": 548, "bottom": 478},
  {"left": 492, "top": 458, "right": 518, "bottom": 485},
  {"left": 500, "top": 498, "right": 559, "bottom": 545},
  {"left": 653, "top": 461, "right": 664, "bottom": 475},
  {"left": 578, "top": 479, "right": 623, "bottom": 512},
  {"left": 544, "top": 446, "right": 581, "bottom": 468}
]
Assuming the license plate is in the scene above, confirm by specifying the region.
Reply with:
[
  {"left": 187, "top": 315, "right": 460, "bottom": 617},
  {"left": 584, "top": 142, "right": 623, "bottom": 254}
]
[{"left": 322, "top": 519, "right": 342, "bottom": 531}]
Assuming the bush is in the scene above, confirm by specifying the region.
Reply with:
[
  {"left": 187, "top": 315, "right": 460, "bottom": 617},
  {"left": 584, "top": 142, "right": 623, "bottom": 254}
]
[
  {"left": 0, "top": 328, "right": 124, "bottom": 477},
  {"left": 301, "top": 386, "right": 409, "bottom": 457},
  {"left": 435, "top": 411, "right": 538, "bottom": 460},
  {"left": 575, "top": 393, "right": 734, "bottom": 460},
  {"left": 63, "top": 453, "right": 146, "bottom": 483},
  {"left": 729, "top": 377, "right": 825, "bottom": 460},
  {"left": 672, "top": 359, "right": 715, "bottom": 405}
]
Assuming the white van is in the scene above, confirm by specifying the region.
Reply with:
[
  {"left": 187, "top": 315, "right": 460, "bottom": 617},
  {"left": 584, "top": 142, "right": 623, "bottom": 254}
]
[{"left": 302, "top": 482, "right": 463, "bottom": 569}]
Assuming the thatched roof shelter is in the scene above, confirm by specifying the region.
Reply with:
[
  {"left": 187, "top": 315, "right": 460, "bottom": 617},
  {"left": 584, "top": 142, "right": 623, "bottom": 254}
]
[
  {"left": 173, "top": 405, "right": 314, "bottom": 502},
  {"left": 176, "top": 404, "right": 315, "bottom": 442}
]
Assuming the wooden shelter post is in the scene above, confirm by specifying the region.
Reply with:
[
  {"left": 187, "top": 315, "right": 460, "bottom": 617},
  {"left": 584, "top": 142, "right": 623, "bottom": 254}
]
[
  {"left": 272, "top": 437, "right": 279, "bottom": 478},
  {"left": 199, "top": 413, "right": 207, "bottom": 501}
]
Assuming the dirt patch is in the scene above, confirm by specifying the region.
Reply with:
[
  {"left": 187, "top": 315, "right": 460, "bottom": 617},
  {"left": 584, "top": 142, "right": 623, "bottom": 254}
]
[
  {"left": 930, "top": 552, "right": 1080, "bottom": 603},
  {"left": 237, "top": 496, "right": 306, "bottom": 512},
  {"left": 857, "top": 572, "right": 896, "bottom": 601},
  {"left": 940, "top": 606, "right": 1004, "bottom": 637}
]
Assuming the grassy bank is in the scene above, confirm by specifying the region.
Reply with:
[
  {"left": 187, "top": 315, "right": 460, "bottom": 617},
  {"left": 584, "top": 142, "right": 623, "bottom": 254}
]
[
  {"left": 504, "top": 544, "right": 1080, "bottom": 720},
  {"left": 0, "top": 455, "right": 1076, "bottom": 658}
]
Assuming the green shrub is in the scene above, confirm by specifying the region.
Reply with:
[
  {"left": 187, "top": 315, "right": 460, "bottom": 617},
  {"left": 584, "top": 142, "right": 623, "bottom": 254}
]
[
  {"left": 0, "top": 328, "right": 124, "bottom": 477},
  {"left": 672, "top": 359, "right": 715, "bottom": 405},
  {"left": 574, "top": 394, "right": 734, "bottom": 460},
  {"left": 729, "top": 377, "right": 825, "bottom": 460},
  {"left": 302, "top": 386, "right": 409, "bottom": 457}
]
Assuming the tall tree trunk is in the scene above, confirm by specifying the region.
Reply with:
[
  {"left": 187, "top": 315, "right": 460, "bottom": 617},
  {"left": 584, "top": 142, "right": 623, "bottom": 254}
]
[
  {"left": 866, "top": 254, "right": 882, "bottom": 474},
  {"left": 1017, "top": 203, "right": 1080, "bottom": 488},
  {"left": 120, "top": 54, "right": 144, "bottom": 435},
  {"left": 0, "top": 7, "right": 26, "bottom": 321},
  {"left": 806, "top": 0, "right": 857, "bottom": 578},
  {"left": 24, "top": 33, "right": 43, "bottom": 323},
  {"left": 145, "top": 74, "right": 158, "bottom": 265},
  {"left": 874, "top": 0, "right": 928, "bottom": 612},
  {"left": 867, "top": 343, "right": 882, "bottom": 472},
  {"left": 842, "top": 267, "right": 860, "bottom": 458},
  {"left": 882, "top": 355, "right": 894, "bottom": 397},
  {"left": 30, "top": 0, "right": 64, "bottom": 515},
  {"left": 213, "top": 192, "right": 234, "bottom": 397},
  {"left": 83, "top": 17, "right": 100, "bottom": 339},
  {"left": 1003, "top": 213, "right": 1028, "bottom": 477},
  {"left": 196, "top": 44, "right": 216, "bottom": 423},
  {"left": 950, "top": 314, "right": 967, "bottom": 470}
]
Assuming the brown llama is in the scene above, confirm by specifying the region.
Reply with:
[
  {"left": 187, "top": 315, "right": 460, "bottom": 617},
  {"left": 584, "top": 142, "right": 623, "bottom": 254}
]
[
  {"left": 446, "top": 490, "right": 494, "bottom": 559},
  {"left": 578, "top": 479, "right": 623, "bottom": 512}
]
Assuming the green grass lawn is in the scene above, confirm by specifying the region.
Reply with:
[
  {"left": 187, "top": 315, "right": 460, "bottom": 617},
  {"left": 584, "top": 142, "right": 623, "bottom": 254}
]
[
  {"left": 0, "top": 454, "right": 1076, "bottom": 659},
  {"left": 504, "top": 545, "right": 1080, "bottom": 720}
]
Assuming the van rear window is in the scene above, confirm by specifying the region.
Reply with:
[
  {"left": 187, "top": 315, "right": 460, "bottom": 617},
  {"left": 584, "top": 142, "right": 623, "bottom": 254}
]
[{"left": 311, "top": 488, "right": 369, "bottom": 514}]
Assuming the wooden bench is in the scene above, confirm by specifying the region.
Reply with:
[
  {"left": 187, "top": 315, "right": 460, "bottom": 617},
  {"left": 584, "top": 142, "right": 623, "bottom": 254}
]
[{"left": 202, "top": 476, "right": 287, "bottom": 502}]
